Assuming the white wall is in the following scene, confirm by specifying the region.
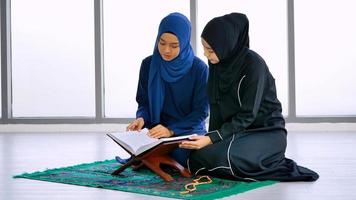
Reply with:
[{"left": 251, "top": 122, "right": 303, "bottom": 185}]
[{"left": 1, "top": 123, "right": 356, "bottom": 133}]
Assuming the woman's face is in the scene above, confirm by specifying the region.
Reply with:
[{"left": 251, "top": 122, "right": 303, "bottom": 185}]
[
  {"left": 158, "top": 33, "right": 180, "bottom": 61},
  {"left": 201, "top": 38, "right": 219, "bottom": 64}
]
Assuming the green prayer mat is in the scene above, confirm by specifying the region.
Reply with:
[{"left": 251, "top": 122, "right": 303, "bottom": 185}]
[{"left": 14, "top": 160, "right": 276, "bottom": 199}]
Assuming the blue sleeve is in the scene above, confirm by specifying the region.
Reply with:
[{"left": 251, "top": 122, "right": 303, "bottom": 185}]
[
  {"left": 168, "top": 60, "right": 209, "bottom": 136},
  {"left": 135, "top": 57, "right": 151, "bottom": 127}
]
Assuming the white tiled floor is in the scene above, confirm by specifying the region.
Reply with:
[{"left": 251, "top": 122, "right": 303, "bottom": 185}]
[{"left": 1, "top": 130, "right": 355, "bottom": 200}]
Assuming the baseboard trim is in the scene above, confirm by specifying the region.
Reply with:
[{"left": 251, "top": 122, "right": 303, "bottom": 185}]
[{"left": 1, "top": 123, "right": 356, "bottom": 133}]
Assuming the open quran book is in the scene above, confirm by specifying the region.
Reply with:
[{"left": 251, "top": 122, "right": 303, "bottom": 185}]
[{"left": 107, "top": 128, "right": 196, "bottom": 156}]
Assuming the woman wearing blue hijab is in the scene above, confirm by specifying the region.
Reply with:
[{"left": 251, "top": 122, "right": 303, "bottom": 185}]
[{"left": 126, "top": 13, "right": 209, "bottom": 166}]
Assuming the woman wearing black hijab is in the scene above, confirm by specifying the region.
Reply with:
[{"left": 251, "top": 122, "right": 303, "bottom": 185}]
[{"left": 180, "top": 13, "right": 319, "bottom": 181}]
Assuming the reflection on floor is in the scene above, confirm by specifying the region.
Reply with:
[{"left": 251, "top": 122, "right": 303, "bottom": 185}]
[{"left": 1, "top": 129, "right": 356, "bottom": 200}]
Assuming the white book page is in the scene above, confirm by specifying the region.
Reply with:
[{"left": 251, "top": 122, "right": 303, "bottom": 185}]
[
  {"left": 160, "top": 133, "right": 197, "bottom": 142},
  {"left": 134, "top": 133, "right": 197, "bottom": 155},
  {"left": 109, "top": 130, "right": 198, "bottom": 156},
  {"left": 110, "top": 129, "right": 159, "bottom": 155}
]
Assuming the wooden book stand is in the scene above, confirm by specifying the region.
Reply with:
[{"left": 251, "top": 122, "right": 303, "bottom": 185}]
[{"left": 111, "top": 141, "right": 191, "bottom": 181}]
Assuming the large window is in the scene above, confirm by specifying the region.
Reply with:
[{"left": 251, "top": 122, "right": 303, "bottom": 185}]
[
  {"left": 1, "top": 0, "right": 355, "bottom": 123},
  {"left": 103, "top": 0, "right": 189, "bottom": 118},
  {"left": 295, "top": 0, "right": 356, "bottom": 116},
  {"left": 197, "top": 0, "right": 289, "bottom": 116},
  {"left": 0, "top": 49, "right": 1, "bottom": 118},
  {"left": 11, "top": 0, "right": 95, "bottom": 117}
]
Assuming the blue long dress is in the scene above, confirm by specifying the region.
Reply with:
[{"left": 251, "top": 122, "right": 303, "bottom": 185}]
[{"left": 136, "top": 55, "right": 209, "bottom": 166}]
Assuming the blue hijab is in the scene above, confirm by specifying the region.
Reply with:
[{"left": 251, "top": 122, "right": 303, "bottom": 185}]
[{"left": 148, "top": 13, "right": 194, "bottom": 124}]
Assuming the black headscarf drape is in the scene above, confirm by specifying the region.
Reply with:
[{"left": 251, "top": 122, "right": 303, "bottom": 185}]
[{"left": 201, "top": 13, "right": 250, "bottom": 103}]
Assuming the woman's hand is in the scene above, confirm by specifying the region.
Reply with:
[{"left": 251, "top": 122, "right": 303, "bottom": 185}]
[
  {"left": 179, "top": 135, "right": 212, "bottom": 150},
  {"left": 148, "top": 124, "right": 173, "bottom": 138},
  {"left": 126, "top": 117, "right": 145, "bottom": 131}
]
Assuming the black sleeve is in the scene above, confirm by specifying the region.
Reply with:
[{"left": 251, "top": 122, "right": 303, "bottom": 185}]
[{"left": 208, "top": 64, "right": 266, "bottom": 143}]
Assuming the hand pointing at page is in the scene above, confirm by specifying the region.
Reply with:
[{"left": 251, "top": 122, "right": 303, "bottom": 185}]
[
  {"left": 148, "top": 124, "right": 174, "bottom": 138},
  {"left": 126, "top": 117, "right": 145, "bottom": 131}
]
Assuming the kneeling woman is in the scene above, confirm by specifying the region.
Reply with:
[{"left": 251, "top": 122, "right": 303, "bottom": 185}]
[
  {"left": 180, "top": 13, "right": 319, "bottom": 181},
  {"left": 126, "top": 13, "right": 209, "bottom": 167}
]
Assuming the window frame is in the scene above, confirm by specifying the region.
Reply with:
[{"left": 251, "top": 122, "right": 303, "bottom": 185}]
[{"left": 1, "top": 0, "right": 356, "bottom": 124}]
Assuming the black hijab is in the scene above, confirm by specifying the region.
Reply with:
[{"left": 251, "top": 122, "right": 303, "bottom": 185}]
[{"left": 202, "top": 13, "right": 250, "bottom": 103}]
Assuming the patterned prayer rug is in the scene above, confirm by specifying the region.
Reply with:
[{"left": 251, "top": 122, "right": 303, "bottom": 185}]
[{"left": 14, "top": 160, "right": 276, "bottom": 199}]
